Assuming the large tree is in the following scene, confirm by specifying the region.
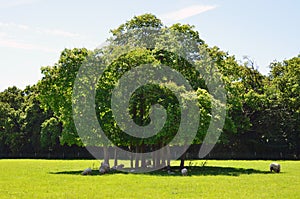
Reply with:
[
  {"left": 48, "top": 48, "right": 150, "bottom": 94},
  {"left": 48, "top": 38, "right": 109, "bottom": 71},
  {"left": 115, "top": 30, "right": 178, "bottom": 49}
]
[
  {"left": 41, "top": 13, "right": 288, "bottom": 168},
  {"left": 38, "top": 14, "right": 221, "bottom": 168}
]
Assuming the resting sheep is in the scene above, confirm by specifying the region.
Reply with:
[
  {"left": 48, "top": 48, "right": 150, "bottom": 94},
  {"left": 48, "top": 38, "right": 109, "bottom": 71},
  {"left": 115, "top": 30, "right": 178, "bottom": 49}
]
[
  {"left": 111, "top": 164, "right": 125, "bottom": 171},
  {"left": 99, "top": 162, "right": 110, "bottom": 174},
  {"left": 167, "top": 170, "right": 175, "bottom": 175},
  {"left": 81, "top": 167, "right": 92, "bottom": 175},
  {"left": 270, "top": 162, "right": 280, "bottom": 173},
  {"left": 181, "top": 168, "right": 188, "bottom": 176}
]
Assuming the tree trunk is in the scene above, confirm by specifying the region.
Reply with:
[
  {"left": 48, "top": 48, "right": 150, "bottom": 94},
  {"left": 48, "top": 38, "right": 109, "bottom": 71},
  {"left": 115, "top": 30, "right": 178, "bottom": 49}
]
[
  {"left": 130, "top": 153, "right": 134, "bottom": 169},
  {"left": 140, "top": 143, "right": 146, "bottom": 168},
  {"left": 180, "top": 144, "right": 188, "bottom": 170},
  {"left": 129, "top": 144, "right": 134, "bottom": 168},
  {"left": 160, "top": 143, "right": 166, "bottom": 167},
  {"left": 152, "top": 145, "right": 156, "bottom": 168},
  {"left": 155, "top": 144, "right": 160, "bottom": 167},
  {"left": 180, "top": 157, "right": 185, "bottom": 170},
  {"left": 166, "top": 145, "right": 171, "bottom": 169},
  {"left": 103, "top": 146, "right": 110, "bottom": 166},
  {"left": 114, "top": 147, "right": 118, "bottom": 167},
  {"left": 135, "top": 145, "right": 139, "bottom": 169}
]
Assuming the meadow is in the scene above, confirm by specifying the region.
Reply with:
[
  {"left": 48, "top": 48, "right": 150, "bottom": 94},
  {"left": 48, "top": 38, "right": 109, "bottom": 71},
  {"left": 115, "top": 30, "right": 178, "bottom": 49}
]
[{"left": 0, "top": 159, "right": 299, "bottom": 198}]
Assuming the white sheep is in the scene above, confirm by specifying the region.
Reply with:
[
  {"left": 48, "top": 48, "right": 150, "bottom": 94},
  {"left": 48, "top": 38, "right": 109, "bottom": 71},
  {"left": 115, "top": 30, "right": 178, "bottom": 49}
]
[
  {"left": 167, "top": 170, "right": 175, "bottom": 175},
  {"left": 111, "top": 164, "right": 125, "bottom": 171},
  {"left": 181, "top": 168, "right": 188, "bottom": 176},
  {"left": 99, "top": 168, "right": 106, "bottom": 174},
  {"left": 270, "top": 162, "right": 281, "bottom": 173},
  {"left": 81, "top": 167, "right": 92, "bottom": 175},
  {"left": 117, "top": 164, "right": 124, "bottom": 169},
  {"left": 99, "top": 162, "right": 110, "bottom": 174}
]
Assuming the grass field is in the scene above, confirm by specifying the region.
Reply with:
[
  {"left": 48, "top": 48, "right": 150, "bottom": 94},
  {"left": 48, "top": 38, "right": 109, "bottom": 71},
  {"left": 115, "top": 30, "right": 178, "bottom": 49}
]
[{"left": 0, "top": 159, "right": 299, "bottom": 198}]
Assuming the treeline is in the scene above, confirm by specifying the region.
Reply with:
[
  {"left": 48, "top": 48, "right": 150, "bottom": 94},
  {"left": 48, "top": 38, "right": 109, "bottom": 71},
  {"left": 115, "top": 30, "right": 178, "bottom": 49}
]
[
  {"left": 0, "top": 14, "right": 299, "bottom": 160},
  {"left": 0, "top": 86, "right": 58, "bottom": 155}
]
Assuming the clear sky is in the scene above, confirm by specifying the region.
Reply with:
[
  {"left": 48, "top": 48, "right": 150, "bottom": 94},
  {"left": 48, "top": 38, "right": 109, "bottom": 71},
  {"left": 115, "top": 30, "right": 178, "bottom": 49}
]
[{"left": 0, "top": 0, "right": 299, "bottom": 91}]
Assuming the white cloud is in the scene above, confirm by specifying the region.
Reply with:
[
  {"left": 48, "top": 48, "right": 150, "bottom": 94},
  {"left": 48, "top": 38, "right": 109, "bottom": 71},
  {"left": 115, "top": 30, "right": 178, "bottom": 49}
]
[
  {"left": 0, "top": 38, "right": 57, "bottom": 52},
  {"left": 160, "top": 5, "right": 217, "bottom": 22},
  {"left": 0, "top": 22, "right": 29, "bottom": 30},
  {"left": 0, "top": 21, "right": 82, "bottom": 52},
  {"left": 38, "top": 28, "right": 80, "bottom": 38},
  {"left": 0, "top": 21, "right": 80, "bottom": 38},
  {"left": 0, "top": 0, "right": 39, "bottom": 8}
]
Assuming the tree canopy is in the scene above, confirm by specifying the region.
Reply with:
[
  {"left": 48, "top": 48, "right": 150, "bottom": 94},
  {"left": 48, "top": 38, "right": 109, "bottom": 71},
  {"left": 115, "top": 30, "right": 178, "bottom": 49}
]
[{"left": 0, "top": 13, "right": 299, "bottom": 166}]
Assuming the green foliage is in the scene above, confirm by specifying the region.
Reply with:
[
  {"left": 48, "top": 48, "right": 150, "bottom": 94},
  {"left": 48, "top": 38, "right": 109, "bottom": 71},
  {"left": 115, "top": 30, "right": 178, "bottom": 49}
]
[
  {"left": 0, "top": 86, "right": 53, "bottom": 154},
  {"left": 41, "top": 117, "right": 61, "bottom": 150},
  {"left": 264, "top": 55, "right": 300, "bottom": 153},
  {"left": 1, "top": 13, "right": 300, "bottom": 159},
  {"left": 110, "top": 13, "right": 163, "bottom": 36},
  {"left": 38, "top": 48, "right": 90, "bottom": 146},
  {"left": 0, "top": 87, "right": 26, "bottom": 154}
]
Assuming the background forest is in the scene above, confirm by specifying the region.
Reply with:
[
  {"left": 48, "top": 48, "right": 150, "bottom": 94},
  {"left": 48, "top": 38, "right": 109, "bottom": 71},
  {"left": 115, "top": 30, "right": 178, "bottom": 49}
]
[{"left": 0, "top": 14, "right": 299, "bottom": 160}]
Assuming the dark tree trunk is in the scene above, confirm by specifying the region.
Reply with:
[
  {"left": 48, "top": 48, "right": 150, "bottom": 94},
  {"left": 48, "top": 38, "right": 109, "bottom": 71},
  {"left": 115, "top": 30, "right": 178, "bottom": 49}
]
[
  {"left": 160, "top": 143, "right": 166, "bottom": 167},
  {"left": 152, "top": 145, "right": 156, "bottom": 168},
  {"left": 114, "top": 147, "right": 118, "bottom": 167},
  {"left": 180, "top": 144, "right": 188, "bottom": 170},
  {"left": 166, "top": 145, "right": 171, "bottom": 169},
  {"left": 130, "top": 148, "right": 134, "bottom": 169},
  {"left": 103, "top": 146, "right": 110, "bottom": 166},
  {"left": 140, "top": 143, "right": 146, "bottom": 168},
  {"left": 135, "top": 145, "right": 139, "bottom": 169},
  {"left": 180, "top": 157, "right": 185, "bottom": 170},
  {"left": 155, "top": 143, "right": 160, "bottom": 167}
]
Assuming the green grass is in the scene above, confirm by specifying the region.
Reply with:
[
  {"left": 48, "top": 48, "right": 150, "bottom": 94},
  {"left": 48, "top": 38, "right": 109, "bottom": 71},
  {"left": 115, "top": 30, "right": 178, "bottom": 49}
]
[{"left": 0, "top": 159, "right": 299, "bottom": 198}]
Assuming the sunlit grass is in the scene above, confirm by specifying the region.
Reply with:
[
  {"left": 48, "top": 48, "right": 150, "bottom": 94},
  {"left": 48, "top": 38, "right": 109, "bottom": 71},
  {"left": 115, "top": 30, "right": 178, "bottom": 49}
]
[{"left": 0, "top": 159, "right": 299, "bottom": 198}]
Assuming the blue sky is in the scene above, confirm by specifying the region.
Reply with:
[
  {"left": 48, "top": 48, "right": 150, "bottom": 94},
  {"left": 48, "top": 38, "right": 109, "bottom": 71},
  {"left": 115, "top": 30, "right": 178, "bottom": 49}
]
[{"left": 0, "top": 0, "right": 299, "bottom": 91}]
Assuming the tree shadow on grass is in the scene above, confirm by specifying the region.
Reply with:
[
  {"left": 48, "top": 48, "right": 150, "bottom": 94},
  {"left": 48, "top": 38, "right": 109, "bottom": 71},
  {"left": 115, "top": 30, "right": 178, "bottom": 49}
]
[
  {"left": 50, "top": 166, "right": 271, "bottom": 177},
  {"left": 50, "top": 170, "right": 104, "bottom": 176},
  {"left": 145, "top": 166, "right": 271, "bottom": 177}
]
